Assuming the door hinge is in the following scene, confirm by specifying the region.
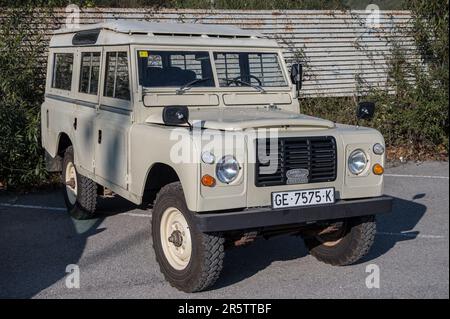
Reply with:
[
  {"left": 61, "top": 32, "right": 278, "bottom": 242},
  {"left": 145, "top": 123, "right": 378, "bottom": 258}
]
[
  {"left": 125, "top": 174, "right": 131, "bottom": 185},
  {"left": 92, "top": 159, "right": 95, "bottom": 169}
]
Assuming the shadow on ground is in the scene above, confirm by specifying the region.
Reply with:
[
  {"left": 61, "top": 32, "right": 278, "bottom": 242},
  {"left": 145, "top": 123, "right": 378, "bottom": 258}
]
[
  {"left": 0, "top": 194, "right": 426, "bottom": 297},
  {"left": 0, "top": 207, "right": 104, "bottom": 298},
  {"left": 215, "top": 196, "right": 427, "bottom": 288},
  {"left": 360, "top": 194, "right": 427, "bottom": 263}
]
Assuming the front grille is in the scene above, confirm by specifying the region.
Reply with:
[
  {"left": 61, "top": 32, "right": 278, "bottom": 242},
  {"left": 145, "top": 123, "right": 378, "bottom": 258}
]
[{"left": 255, "top": 136, "right": 337, "bottom": 187}]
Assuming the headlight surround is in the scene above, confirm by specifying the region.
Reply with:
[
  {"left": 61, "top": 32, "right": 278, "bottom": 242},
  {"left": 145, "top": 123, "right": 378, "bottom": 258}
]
[
  {"left": 373, "top": 143, "right": 385, "bottom": 155},
  {"left": 348, "top": 149, "right": 368, "bottom": 175},
  {"left": 216, "top": 155, "right": 240, "bottom": 184}
]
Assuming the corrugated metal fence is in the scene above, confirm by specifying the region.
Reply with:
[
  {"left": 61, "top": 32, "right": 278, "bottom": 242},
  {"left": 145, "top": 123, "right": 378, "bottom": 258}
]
[{"left": 4, "top": 8, "right": 416, "bottom": 97}]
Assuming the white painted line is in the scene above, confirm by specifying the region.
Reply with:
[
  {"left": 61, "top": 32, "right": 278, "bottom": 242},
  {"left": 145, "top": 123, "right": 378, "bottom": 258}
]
[
  {"left": 385, "top": 173, "right": 449, "bottom": 180},
  {"left": 0, "top": 203, "right": 151, "bottom": 218},
  {"left": 0, "top": 203, "right": 66, "bottom": 211},
  {"left": 121, "top": 212, "right": 151, "bottom": 218},
  {"left": 377, "top": 231, "right": 445, "bottom": 239}
]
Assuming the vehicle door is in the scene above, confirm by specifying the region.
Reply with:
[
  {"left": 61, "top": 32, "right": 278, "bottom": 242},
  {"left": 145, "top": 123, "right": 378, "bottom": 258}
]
[
  {"left": 73, "top": 47, "right": 103, "bottom": 174},
  {"left": 95, "top": 46, "right": 132, "bottom": 189}
]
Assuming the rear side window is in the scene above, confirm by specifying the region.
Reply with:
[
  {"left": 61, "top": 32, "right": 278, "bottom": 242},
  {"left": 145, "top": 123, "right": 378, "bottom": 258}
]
[
  {"left": 79, "top": 52, "right": 101, "bottom": 95},
  {"left": 52, "top": 53, "right": 73, "bottom": 90},
  {"left": 104, "top": 51, "right": 130, "bottom": 100}
]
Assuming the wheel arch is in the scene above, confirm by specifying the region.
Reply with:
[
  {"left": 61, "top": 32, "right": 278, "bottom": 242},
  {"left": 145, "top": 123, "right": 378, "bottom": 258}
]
[
  {"left": 57, "top": 132, "right": 73, "bottom": 157},
  {"left": 141, "top": 162, "right": 181, "bottom": 205},
  {"left": 45, "top": 132, "right": 73, "bottom": 172}
]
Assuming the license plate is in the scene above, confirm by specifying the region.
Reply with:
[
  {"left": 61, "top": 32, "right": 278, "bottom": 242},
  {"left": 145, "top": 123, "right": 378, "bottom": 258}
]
[{"left": 272, "top": 187, "right": 335, "bottom": 209}]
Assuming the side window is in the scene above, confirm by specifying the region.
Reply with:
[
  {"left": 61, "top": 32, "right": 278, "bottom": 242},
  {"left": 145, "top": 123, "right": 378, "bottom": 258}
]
[
  {"left": 104, "top": 51, "right": 130, "bottom": 101},
  {"left": 52, "top": 53, "right": 73, "bottom": 90},
  {"left": 79, "top": 52, "right": 101, "bottom": 95}
]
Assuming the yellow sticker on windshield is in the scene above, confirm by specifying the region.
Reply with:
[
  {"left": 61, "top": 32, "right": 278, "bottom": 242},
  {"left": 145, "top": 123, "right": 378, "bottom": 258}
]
[{"left": 139, "top": 51, "right": 148, "bottom": 58}]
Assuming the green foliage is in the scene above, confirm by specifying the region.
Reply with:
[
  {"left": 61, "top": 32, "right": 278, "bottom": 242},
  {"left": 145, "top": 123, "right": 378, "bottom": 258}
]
[
  {"left": 302, "top": 1, "right": 449, "bottom": 157},
  {"left": 0, "top": 7, "right": 50, "bottom": 187},
  {"left": 0, "top": 0, "right": 447, "bottom": 188},
  {"left": 376, "top": 0, "right": 449, "bottom": 151}
]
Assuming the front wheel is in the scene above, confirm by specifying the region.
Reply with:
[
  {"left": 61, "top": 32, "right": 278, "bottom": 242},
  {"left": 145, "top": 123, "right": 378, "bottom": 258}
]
[
  {"left": 303, "top": 215, "right": 376, "bottom": 266},
  {"left": 152, "top": 182, "right": 225, "bottom": 292}
]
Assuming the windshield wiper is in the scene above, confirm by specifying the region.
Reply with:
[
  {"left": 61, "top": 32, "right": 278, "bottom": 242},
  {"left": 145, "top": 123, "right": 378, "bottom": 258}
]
[
  {"left": 176, "top": 77, "right": 212, "bottom": 95},
  {"left": 222, "top": 78, "right": 266, "bottom": 93}
]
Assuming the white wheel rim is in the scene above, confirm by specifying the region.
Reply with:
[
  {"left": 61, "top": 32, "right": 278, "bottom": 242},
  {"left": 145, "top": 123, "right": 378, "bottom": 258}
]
[
  {"left": 65, "top": 161, "right": 77, "bottom": 205},
  {"left": 160, "top": 207, "right": 192, "bottom": 270}
]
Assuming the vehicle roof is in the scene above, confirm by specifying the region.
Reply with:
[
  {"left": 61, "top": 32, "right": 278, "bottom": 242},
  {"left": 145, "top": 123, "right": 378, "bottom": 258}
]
[
  {"left": 55, "top": 20, "right": 262, "bottom": 37},
  {"left": 50, "top": 20, "right": 279, "bottom": 49}
]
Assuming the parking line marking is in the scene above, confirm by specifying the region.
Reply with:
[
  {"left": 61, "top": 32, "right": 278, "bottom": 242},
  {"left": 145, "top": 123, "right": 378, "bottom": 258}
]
[
  {"left": 0, "top": 203, "right": 66, "bottom": 211},
  {"left": 121, "top": 212, "right": 151, "bottom": 218},
  {"left": 377, "top": 231, "right": 445, "bottom": 239},
  {"left": 385, "top": 174, "right": 449, "bottom": 180},
  {"left": 0, "top": 203, "right": 151, "bottom": 218}
]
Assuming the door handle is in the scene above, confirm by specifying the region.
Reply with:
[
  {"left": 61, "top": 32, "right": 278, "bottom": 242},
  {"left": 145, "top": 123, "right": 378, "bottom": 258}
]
[
  {"left": 98, "top": 129, "right": 102, "bottom": 144},
  {"left": 73, "top": 118, "right": 77, "bottom": 130}
]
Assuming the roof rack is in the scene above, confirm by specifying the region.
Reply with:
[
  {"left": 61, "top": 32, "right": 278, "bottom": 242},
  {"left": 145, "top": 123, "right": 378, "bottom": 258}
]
[{"left": 56, "top": 20, "right": 263, "bottom": 39}]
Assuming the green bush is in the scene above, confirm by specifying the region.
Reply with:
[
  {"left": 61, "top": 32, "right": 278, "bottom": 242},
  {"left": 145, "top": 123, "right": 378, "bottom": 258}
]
[
  {"left": 0, "top": 1, "right": 447, "bottom": 189},
  {"left": 0, "top": 7, "right": 50, "bottom": 188},
  {"left": 302, "top": 0, "right": 449, "bottom": 158}
]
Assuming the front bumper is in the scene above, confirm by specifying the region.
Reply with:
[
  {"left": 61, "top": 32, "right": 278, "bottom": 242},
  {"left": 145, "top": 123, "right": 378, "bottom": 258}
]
[{"left": 193, "top": 195, "right": 392, "bottom": 232}]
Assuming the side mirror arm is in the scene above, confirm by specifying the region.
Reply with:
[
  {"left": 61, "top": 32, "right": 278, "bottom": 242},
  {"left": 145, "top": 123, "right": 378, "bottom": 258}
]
[{"left": 290, "top": 63, "right": 303, "bottom": 98}]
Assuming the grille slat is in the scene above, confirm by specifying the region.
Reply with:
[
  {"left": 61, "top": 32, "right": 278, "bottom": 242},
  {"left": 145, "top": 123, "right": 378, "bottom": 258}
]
[{"left": 255, "top": 136, "right": 337, "bottom": 187}]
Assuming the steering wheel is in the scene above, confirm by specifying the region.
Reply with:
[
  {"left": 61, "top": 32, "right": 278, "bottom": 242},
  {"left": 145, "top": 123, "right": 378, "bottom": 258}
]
[{"left": 228, "top": 74, "right": 263, "bottom": 86}]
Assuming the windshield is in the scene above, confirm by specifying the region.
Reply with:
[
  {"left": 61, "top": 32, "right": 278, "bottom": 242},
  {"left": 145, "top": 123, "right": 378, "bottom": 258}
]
[
  {"left": 137, "top": 50, "right": 215, "bottom": 88},
  {"left": 213, "top": 52, "right": 287, "bottom": 87}
]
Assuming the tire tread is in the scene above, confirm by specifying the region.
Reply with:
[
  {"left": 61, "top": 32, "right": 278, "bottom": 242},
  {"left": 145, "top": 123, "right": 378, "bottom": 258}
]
[
  {"left": 153, "top": 182, "right": 225, "bottom": 292},
  {"left": 306, "top": 216, "right": 376, "bottom": 266}
]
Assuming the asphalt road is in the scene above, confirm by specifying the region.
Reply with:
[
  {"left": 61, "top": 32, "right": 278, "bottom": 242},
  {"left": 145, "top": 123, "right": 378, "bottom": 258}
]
[{"left": 0, "top": 161, "right": 448, "bottom": 298}]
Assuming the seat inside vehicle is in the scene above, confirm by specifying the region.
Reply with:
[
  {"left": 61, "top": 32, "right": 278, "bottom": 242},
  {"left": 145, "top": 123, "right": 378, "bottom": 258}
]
[{"left": 144, "top": 66, "right": 197, "bottom": 87}]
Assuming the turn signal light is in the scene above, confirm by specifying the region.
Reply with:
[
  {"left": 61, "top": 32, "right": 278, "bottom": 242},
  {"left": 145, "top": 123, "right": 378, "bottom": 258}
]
[
  {"left": 373, "top": 164, "right": 384, "bottom": 175},
  {"left": 201, "top": 174, "right": 216, "bottom": 187}
]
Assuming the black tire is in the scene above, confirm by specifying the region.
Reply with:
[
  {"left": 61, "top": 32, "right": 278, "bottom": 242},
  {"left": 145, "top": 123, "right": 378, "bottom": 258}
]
[
  {"left": 62, "top": 146, "right": 97, "bottom": 220},
  {"left": 152, "top": 182, "right": 225, "bottom": 292},
  {"left": 303, "top": 215, "right": 376, "bottom": 266}
]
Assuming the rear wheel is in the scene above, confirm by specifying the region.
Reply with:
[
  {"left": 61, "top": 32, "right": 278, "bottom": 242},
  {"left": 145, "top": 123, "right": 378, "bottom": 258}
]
[
  {"left": 303, "top": 215, "right": 376, "bottom": 266},
  {"left": 152, "top": 182, "right": 225, "bottom": 292},
  {"left": 62, "top": 146, "right": 97, "bottom": 220}
]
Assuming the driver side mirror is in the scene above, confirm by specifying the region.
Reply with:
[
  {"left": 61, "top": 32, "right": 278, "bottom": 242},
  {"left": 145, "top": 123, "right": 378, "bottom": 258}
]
[
  {"left": 162, "top": 105, "right": 190, "bottom": 126},
  {"left": 290, "top": 63, "right": 303, "bottom": 93},
  {"left": 356, "top": 101, "right": 376, "bottom": 120}
]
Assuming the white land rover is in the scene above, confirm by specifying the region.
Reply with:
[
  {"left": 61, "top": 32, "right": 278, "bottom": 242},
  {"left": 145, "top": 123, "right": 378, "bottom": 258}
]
[{"left": 41, "top": 20, "right": 392, "bottom": 292}]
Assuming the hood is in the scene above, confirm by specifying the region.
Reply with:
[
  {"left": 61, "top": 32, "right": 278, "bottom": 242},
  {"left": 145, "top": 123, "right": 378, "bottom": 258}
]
[{"left": 145, "top": 107, "right": 335, "bottom": 131}]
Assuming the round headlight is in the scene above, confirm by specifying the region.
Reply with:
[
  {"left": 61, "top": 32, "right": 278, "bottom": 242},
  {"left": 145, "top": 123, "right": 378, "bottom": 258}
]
[
  {"left": 373, "top": 143, "right": 385, "bottom": 155},
  {"left": 201, "top": 151, "right": 215, "bottom": 164},
  {"left": 216, "top": 155, "right": 240, "bottom": 184},
  {"left": 348, "top": 150, "right": 368, "bottom": 175}
]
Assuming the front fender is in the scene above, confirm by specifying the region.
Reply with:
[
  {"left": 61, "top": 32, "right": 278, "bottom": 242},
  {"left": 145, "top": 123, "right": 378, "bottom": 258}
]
[{"left": 129, "top": 123, "right": 200, "bottom": 211}]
